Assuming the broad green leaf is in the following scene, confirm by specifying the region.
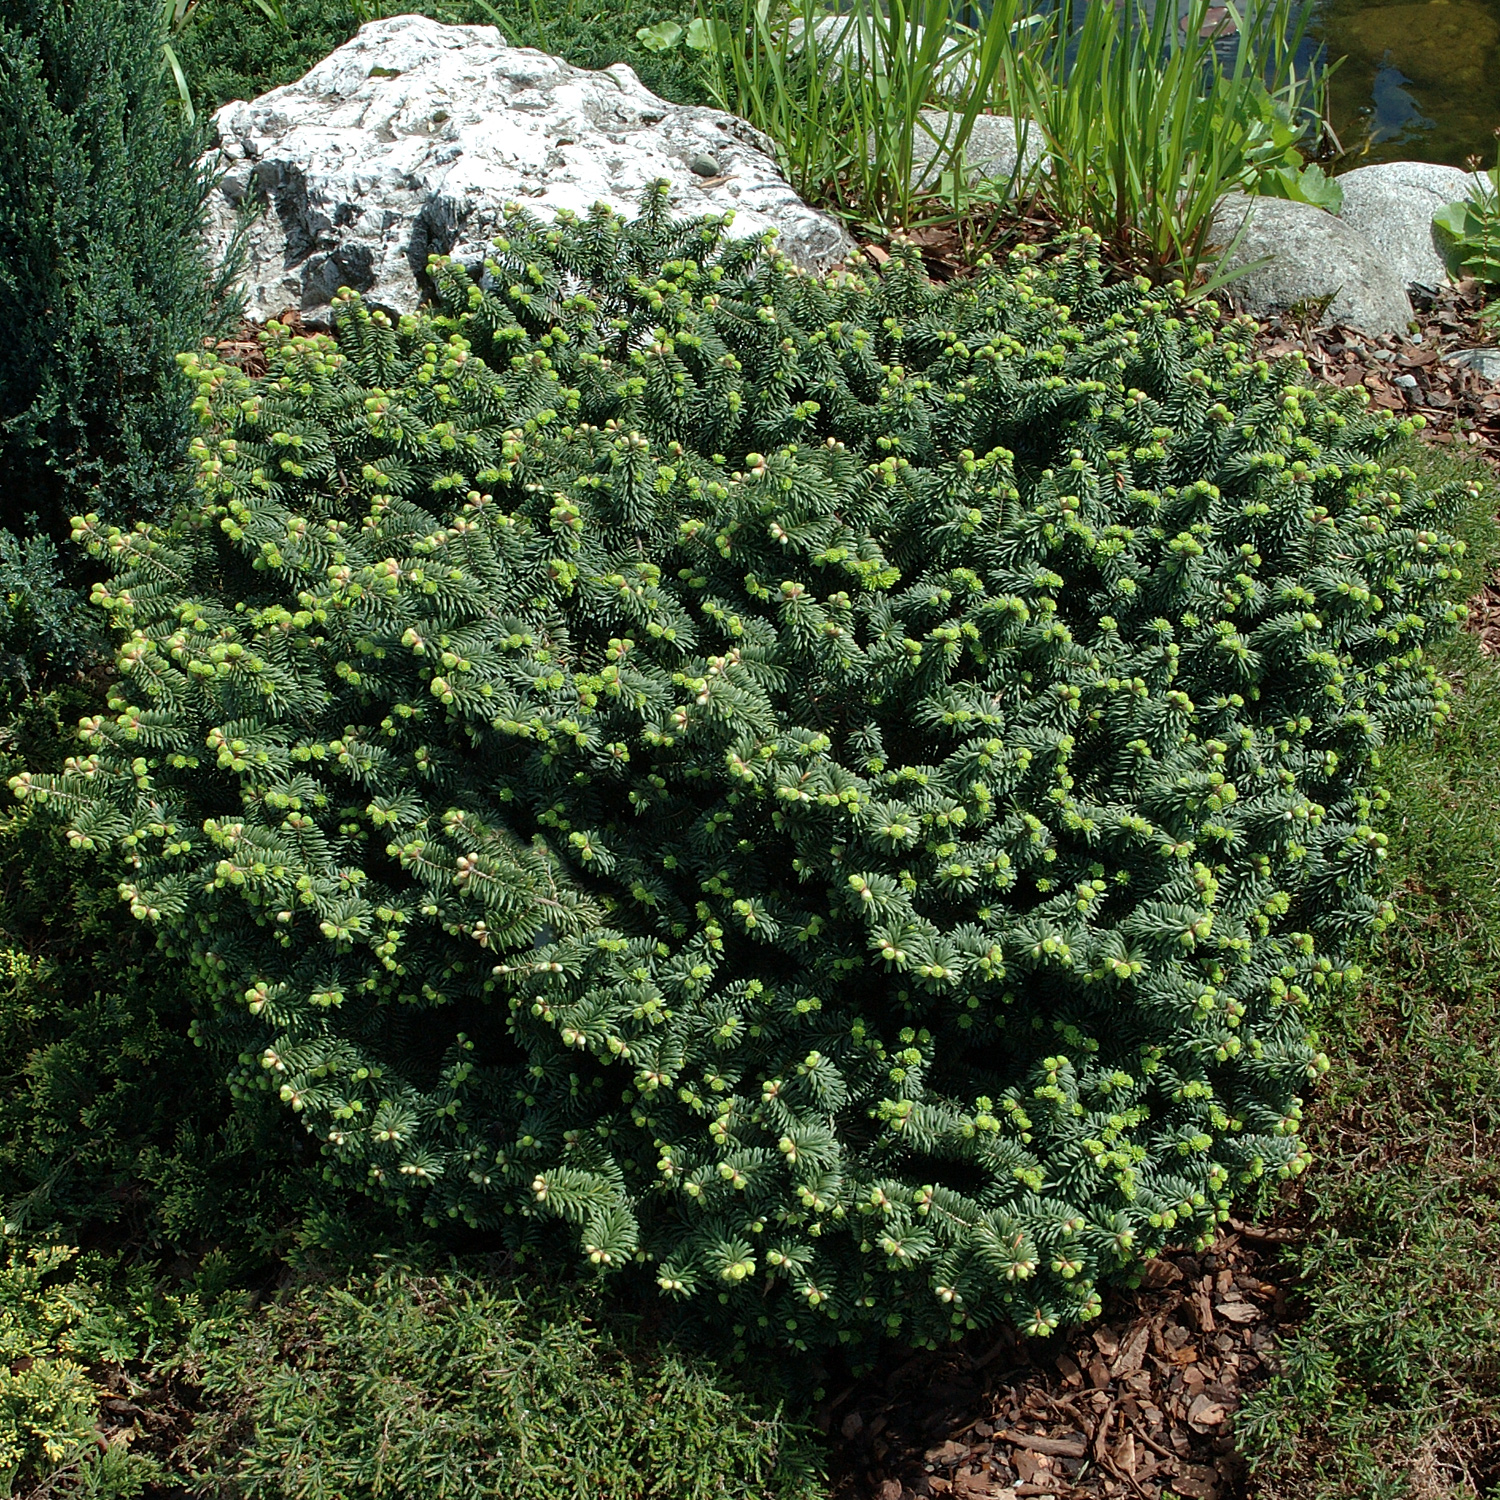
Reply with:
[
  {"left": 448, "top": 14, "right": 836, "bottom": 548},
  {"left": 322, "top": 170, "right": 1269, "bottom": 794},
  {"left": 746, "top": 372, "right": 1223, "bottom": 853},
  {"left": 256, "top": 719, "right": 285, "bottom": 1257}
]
[
  {"left": 1293, "top": 163, "right": 1343, "bottom": 214},
  {"left": 636, "top": 20, "right": 684, "bottom": 53},
  {"left": 685, "top": 15, "right": 731, "bottom": 50}
]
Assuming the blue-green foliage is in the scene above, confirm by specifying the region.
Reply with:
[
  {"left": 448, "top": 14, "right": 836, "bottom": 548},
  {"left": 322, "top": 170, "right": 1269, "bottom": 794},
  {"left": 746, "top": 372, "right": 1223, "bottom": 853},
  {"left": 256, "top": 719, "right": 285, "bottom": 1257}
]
[
  {"left": 0, "top": 532, "right": 101, "bottom": 705},
  {"left": 0, "top": 0, "right": 228, "bottom": 543},
  {"left": 20, "top": 190, "right": 1470, "bottom": 1350}
]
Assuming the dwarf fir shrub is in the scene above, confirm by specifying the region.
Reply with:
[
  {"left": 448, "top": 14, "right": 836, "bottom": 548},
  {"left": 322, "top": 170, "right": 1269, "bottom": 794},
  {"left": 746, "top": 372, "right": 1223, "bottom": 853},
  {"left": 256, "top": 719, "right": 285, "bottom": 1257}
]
[{"left": 18, "top": 190, "right": 1471, "bottom": 1350}]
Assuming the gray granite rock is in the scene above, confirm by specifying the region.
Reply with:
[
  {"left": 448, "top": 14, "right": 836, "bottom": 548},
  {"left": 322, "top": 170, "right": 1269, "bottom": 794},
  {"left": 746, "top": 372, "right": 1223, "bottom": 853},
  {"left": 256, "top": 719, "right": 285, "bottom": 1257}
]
[
  {"left": 1444, "top": 346, "right": 1500, "bottom": 382},
  {"left": 1213, "top": 193, "right": 1413, "bottom": 336},
  {"left": 207, "top": 15, "right": 854, "bottom": 323},
  {"left": 910, "top": 111, "right": 1045, "bottom": 191},
  {"left": 1336, "top": 160, "right": 1482, "bottom": 291}
]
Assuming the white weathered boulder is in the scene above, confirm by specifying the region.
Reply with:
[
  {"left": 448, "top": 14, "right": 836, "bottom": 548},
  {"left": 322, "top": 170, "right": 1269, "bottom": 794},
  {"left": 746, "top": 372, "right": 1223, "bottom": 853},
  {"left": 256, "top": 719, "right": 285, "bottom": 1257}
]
[
  {"left": 1213, "top": 193, "right": 1413, "bottom": 337},
  {"left": 1336, "top": 160, "right": 1481, "bottom": 292},
  {"left": 207, "top": 15, "right": 854, "bottom": 323}
]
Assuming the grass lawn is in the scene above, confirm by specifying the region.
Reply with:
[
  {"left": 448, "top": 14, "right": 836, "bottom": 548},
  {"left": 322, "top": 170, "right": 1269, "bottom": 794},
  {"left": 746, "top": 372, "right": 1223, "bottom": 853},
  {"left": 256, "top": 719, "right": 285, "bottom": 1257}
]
[{"left": 1240, "top": 440, "right": 1500, "bottom": 1500}]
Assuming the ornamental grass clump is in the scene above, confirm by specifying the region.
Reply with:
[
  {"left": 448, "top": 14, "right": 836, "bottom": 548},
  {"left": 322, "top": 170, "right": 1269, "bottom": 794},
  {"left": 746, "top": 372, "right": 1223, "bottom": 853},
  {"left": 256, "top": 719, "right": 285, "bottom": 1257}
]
[{"left": 18, "top": 189, "right": 1472, "bottom": 1351}]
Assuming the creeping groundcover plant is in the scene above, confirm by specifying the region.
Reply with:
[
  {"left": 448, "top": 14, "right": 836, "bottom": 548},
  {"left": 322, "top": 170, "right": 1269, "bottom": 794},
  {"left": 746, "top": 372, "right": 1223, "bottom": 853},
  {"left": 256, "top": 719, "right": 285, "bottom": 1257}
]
[{"left": 18, "top": 188, "right": 1471, "bottom": 1352}]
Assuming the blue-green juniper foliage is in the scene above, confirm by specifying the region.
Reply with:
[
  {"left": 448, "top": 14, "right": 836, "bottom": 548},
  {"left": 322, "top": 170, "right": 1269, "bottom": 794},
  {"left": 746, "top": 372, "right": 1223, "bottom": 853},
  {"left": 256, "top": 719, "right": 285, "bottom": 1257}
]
[{"left": 17, "top": 187, "right": 1471, "bottom": 1351}]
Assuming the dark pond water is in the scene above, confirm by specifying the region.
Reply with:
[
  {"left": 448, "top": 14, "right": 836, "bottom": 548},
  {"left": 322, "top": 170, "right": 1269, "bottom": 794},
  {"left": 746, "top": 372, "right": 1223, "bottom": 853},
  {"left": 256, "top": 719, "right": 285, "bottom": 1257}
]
[{"left": 1315, "top": 0, "right": 1500, "bottom": 166}]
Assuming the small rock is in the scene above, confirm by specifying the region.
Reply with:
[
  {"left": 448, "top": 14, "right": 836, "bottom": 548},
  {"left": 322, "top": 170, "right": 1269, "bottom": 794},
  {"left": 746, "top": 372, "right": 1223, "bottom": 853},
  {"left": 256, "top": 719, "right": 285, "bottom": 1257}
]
[
  {"left": 1214, "top": 193, "right": 1413, "bottom": 337},
  {"left": 1336, "top": 160, "right": 1482, "bottom": 291},
  {"left": 925, "top": 1439, "right": 970, "bottom": 1467},
  {"left": 1445, "top": 347, "right": 1500, "bottom": 382},
  {"left": 840, "top": 1410, "right": 864, "bottom": 1440},
  {"left": 687, "top": 152, "right": 720, "bottom": 177}
]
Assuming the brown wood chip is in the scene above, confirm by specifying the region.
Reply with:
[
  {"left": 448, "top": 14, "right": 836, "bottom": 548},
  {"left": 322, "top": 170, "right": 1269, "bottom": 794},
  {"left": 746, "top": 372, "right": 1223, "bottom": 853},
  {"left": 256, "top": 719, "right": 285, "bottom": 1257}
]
[
  {"left": 1213, "top": 1300, "right": 1260, "bottom": 1324},
  {"left": 1186, "top": 1396, "right": 1227, "bottom": 1430},
  {"left": 1091, "top": 1399, "right": 1116, "bottom": 1461},
  {"left": 1001, "top": 1429, "right": 1088, "bottom": 1458},
  {"left": 1170, "top": 1463, "right": 1221, "bottom": 1499},
  {"left": 1191, "top": 1289, "right": 1216, "bottom": 1333},
  {"left": 954, "top": 1473, "right": 1016, "bottom": 1499},
  {"left": 1137, "top": 1257, "right": 1183, "bottom": 1289}
]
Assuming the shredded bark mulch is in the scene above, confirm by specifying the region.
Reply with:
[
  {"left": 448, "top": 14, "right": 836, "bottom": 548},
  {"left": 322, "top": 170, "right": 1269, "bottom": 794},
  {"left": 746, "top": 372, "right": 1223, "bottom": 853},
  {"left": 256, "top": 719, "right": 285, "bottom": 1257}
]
[
  {"left": 207, "top": 307, "right": 311, "bottom": 379},
  {"left": 1254, "top": 278, "right": 1500, "bottom": 448},
  {"left": 823, "top": 1222, "right": 1297, "bottom": 1500}
]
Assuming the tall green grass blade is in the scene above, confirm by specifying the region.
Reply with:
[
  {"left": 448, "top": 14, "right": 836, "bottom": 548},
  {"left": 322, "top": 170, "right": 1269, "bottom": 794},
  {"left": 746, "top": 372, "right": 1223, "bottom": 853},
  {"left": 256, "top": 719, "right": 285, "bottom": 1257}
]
[
  {"left": 698, "top": 0, "right": 1014, "bottom": 234},
  {"left": 697, "top": 0, "right": 1324, "bottom": 280},
  {"left": 992, "top": 0, "right": 1321, "bottom": 284},
  {"left": 160, "top": 37, "right": 194, "bottom": 121}
]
